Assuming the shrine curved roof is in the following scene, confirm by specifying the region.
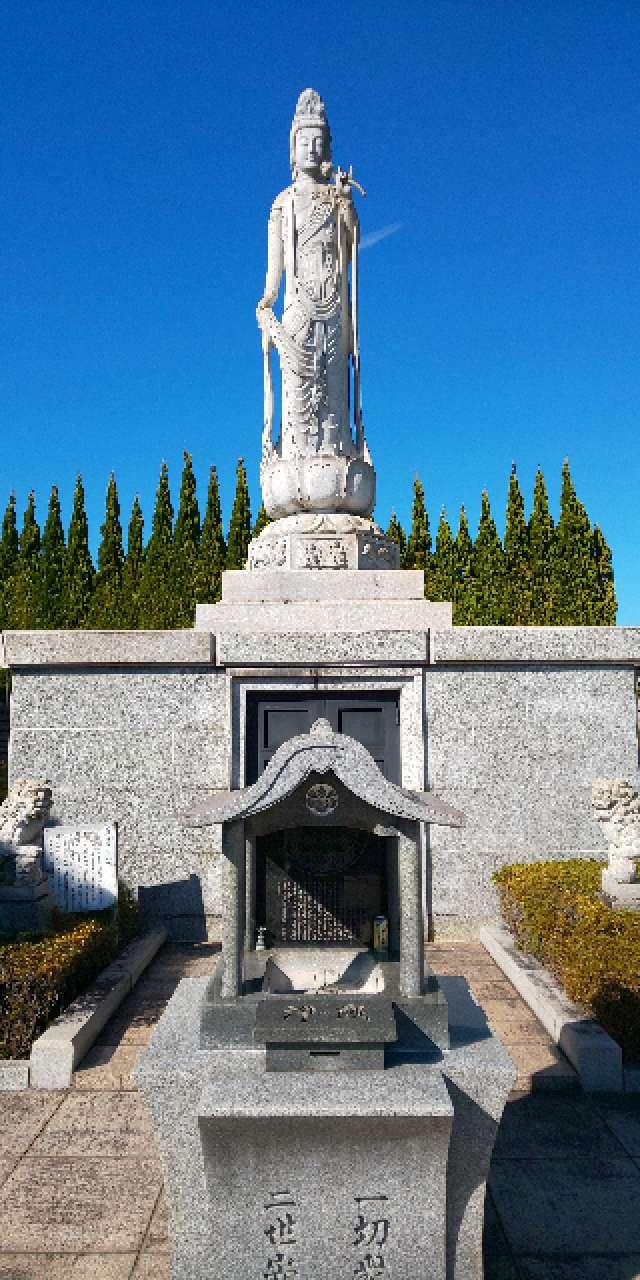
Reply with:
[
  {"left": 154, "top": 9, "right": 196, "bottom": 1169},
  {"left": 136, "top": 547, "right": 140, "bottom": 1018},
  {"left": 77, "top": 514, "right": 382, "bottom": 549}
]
[{"left": 181, "top": 718, "right": 464, "bottom": 829}]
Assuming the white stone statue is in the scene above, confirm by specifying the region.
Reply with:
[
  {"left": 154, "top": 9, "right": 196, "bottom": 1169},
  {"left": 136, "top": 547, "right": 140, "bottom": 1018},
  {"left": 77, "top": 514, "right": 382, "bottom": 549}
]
[
  {"left": 249, "top": 89, "right": 399, "bottom": 571},
  {"left": 0, "top": 779, "right": 53, "bottom": 884},
  {"left": 256, "top": 88, "right": 374, "bottom": 521},
  {"left": 592, "top": 778, "right": 640, "bottom": 889},
  {"left": 0, "top": 779, "right": 52, "bottom": 851}
]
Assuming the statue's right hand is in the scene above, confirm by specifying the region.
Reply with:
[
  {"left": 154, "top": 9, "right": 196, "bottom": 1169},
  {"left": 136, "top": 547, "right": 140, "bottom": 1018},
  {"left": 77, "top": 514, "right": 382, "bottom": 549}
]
[{"left": 256, "top": 299, "right": 270, "bottom": 326}]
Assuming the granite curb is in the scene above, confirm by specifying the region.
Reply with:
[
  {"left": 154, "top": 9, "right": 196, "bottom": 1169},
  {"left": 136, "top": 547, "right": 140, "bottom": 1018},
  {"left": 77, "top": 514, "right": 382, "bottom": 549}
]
[
  {"left": 25, "top": 926, "right": 168, "bottom": 1090},
  {"left": 480, "top": 925, "right": 628, "bottom": 1092}
]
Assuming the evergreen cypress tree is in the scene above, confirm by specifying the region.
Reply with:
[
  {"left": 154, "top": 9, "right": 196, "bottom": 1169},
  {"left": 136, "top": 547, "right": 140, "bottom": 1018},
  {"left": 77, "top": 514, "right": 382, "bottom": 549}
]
[
  {"left": 38, "top": 486, "right": 66, "bottom": 627},
  {"left": 197, "top": 466, "right": 226, "bottom": 603},
  {"left": 251, "top": 504, "right": 270, "bottom": 540},
  {"left": 528, "top": 467, "right": 555, "bottom": 624},
  {"left": 173, "top": 451, "right": 201, "bottom": 627},
  {"left": 404, "top": 476, "right": 432, "bottom": 590},
  {"left": 0, "top": 495, "right": 19, "bottom": 630},
  {"left": 471, "top": 491, "right": 505, "bottom": 624},
  {"left": 122, "top": 496, "right": 144, "bottom": 627},
  {"left": 550, "top": 460, "right": 599, "bottom": 624},
  {"left": 226, "top": 458, "right": 251, "bottom": 570},
  {"left": 65, "top": 475, "right": 95, "bottom": 627},
  {"left": 90, "top": 474, "right": 125, "bottom": 627},
  {"left": 592, "top": 525, "right": 617, "bottom": 624},
  {"left": 7, "top": 493, "right": 41, "bottom": 628},
  {"left": 137, "top": 463, "right": 176, "bottom": 627},
  {"left": 385, "top": 511, "right": 406, "bottom": 565},
  {"left": 453, "top": 506, "right": 474, "bottom": 624},
  {"left": 431, "top": 510, "right": 456, "bottom": 602},
  {"left": 503, "top": 465, "right": 530, "bottom": 624}
]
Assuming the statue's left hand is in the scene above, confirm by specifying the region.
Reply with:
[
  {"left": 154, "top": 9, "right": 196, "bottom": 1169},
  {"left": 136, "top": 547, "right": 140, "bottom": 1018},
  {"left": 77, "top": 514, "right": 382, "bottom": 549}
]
[{"left": 256, "top": 299, "right": 270, "bottom": 328}]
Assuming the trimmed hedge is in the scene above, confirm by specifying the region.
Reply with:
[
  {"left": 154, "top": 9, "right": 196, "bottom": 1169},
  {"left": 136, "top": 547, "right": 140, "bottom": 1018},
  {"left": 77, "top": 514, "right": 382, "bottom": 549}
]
[
  {"left": 0, "top": 886, "right": 139, "bottom": 1060},
  {"left": 493, "top": 859, "right": 640, "bottom": 1061}
]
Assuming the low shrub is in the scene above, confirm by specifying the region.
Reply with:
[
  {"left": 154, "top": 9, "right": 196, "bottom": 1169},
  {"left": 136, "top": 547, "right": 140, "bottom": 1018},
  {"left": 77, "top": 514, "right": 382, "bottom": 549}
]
[
  {"left": 0, "top": 883, "right": 140, "bottom": 1060},
  {"left": 493, "top": 859, "right": 640, "bottom": 1061}
]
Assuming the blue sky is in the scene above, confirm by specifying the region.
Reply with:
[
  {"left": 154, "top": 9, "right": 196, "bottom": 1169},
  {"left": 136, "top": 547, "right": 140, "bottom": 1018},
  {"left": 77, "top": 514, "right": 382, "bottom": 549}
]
[{"left": 2, "top": 1, "right": 638, "bottom": 621}]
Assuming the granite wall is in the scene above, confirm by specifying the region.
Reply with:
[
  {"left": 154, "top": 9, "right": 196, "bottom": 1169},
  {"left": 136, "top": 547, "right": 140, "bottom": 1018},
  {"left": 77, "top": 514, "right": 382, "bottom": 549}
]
[
  {"left": 426, "top": 662, "right": 640, "bottom": 931},
  {"left": 2, "top": 626, "right": 638, "bottom": 937},
  {"left": 3, "top": 633, "right": 229, "bottom": 938}
]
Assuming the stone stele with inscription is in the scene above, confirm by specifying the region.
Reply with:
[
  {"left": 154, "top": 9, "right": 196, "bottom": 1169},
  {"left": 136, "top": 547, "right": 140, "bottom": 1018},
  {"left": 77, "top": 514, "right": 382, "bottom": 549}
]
[{"left": 43, "top": 822, "right": 118, "bottom": 912}]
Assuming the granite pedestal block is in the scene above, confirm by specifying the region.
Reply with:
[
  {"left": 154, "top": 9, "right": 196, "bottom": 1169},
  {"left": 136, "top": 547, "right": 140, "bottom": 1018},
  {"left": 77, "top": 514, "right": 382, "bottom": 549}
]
[
  {"left": 0, "top": 877, "right": 52, "bottom": 934},
  {"left": 601, "top": 869, "right": 640, "bottom": 907},
  {"left": 198, "top": 1079, "right": 452, "bottom": 1278},
  {"left": 133, "top": 976, "right": 516, "bottom": 1280},
  {"left": 255, "top": 992, "right": 398, "bottom": 1072}
]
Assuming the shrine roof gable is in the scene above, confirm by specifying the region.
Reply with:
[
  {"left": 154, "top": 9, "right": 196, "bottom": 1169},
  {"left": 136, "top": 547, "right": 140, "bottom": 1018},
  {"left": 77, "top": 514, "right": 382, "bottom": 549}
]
[{"left": 181, "top": 718, "right": 464, "bottom": 829}]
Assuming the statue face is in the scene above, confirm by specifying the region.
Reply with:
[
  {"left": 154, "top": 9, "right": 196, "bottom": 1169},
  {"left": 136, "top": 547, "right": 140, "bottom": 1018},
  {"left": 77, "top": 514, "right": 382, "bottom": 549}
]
[{"left": 294, "top": 125, "right": 327, "bottom": 175}]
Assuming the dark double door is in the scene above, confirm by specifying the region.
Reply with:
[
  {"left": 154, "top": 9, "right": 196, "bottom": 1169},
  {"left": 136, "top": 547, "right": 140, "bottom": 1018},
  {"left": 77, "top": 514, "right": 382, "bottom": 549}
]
[
  {"left": 247, "top": 692, "right": 400, "bottom": 947},
  {"left": 246, "top": 691, "right": 400, "bottom": 785}
]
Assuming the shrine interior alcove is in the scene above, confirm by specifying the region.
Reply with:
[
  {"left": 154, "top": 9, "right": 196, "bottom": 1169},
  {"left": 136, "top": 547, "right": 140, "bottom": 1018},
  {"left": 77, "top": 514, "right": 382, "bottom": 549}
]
[{"left": 256, "top": 825, "right": 395, "bottom": 951}]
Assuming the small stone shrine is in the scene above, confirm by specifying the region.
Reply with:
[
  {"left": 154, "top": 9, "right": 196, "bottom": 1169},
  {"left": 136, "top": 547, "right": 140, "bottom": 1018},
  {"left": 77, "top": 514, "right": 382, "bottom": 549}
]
[
  {"left": 134, "top": 90, "right": 516, "bottom": 1280},
  {"left": 135, "top": 716, "right": 514, "bottom": 1280}
]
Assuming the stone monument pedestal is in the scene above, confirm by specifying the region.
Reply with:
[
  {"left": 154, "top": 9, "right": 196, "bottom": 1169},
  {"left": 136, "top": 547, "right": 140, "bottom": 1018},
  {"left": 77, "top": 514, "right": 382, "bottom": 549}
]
[
  {"left": 248, "top": 512, "right": 400, "bottom": 572},
  {"left": 195, "top": 567, "right": 452, "bottom": 635},
  {"left": 134, "top": 975, "right": 515, "bottom": 1280},
  {"left": 0, "top": 873, "right": 52, "bottom": 934},
  {"left": 601, "top": 869, "right": 640, "bottom": 908}
]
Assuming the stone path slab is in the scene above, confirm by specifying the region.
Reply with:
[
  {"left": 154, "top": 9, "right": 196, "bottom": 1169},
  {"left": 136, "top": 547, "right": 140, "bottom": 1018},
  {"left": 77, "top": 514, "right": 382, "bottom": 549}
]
[
  {"left": 29, "top": 1093, "right": 160, "bottom": 1161},
  {"left": 1, "top": 939, "right": 639, "bottom": 1280},
  {"left": 0, "top": 1157, "right": 161, "bottom": 1253},
  {"left": 73, "top": 1045, "right": 142, "bottom": 1092},
  {"left": 0, "top": 1255, "right": 139, "bottom": 1279},
  {"left": 0, "top": 1092, "right": 66, "bottom": 1159},
  {"left": 491, "top": 1152, "right": 640, "bottom": 1254},
  {"left": 429, "top": 942, "right": 579, "bottom": 1092}
]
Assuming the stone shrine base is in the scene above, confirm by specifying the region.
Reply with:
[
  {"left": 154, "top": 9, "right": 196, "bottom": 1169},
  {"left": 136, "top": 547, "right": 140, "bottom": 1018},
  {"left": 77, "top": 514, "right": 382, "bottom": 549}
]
[
  {"left": 133, "top": 976, "right": 516, "bottom": 1280},
  {"left": 0, "top": 876, "right": 52, "bottom": 934},
  {"left": 195, "top": 566, "right": 452, "bottom": 634},
  {"left": 247, "top": 512, "right": 400, "bottom": 573}
]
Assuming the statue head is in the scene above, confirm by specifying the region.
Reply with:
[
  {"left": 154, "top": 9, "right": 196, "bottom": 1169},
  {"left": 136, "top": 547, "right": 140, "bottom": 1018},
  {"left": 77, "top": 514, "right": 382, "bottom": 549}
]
[{"left": 289, "top": 88, "right": 331, "bottom": 178}]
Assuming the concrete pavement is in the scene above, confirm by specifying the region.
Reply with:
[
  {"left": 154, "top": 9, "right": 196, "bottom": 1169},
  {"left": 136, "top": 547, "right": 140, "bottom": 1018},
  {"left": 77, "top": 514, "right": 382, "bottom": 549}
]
[{"left": 0, "top": 941, "right": 638, "bottom": 1279}]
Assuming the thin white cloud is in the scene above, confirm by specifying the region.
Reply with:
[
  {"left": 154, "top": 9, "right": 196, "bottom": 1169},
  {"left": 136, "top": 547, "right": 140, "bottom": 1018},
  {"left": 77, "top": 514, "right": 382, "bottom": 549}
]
[{"left": 359, "top": 221, "right": 403, "bottom": 250}]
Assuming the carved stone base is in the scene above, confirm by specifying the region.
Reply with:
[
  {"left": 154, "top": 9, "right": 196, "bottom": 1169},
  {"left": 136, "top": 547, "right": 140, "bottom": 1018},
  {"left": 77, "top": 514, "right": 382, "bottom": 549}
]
[
  {"left": 0, "top": 876, "right": 53, "bottom": 934},
  {"left": 247, "top": 513, "right": 400, "bottom": 572},
  {"left": 602, "top": 868, "right": 640, "bottom": 904}
]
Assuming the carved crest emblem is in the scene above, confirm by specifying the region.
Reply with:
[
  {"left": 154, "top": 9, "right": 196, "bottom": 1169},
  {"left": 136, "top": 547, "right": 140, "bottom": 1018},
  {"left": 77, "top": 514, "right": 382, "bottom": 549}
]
[{"left": 305, "top": 782, "right": 339, "bottom": 817}]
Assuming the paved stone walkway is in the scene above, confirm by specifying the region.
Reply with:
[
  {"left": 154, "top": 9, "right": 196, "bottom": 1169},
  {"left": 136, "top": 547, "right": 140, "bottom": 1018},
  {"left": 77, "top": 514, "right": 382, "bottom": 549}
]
[{"left": 0, "top": 941, "right": 639, "bottom": 1279}]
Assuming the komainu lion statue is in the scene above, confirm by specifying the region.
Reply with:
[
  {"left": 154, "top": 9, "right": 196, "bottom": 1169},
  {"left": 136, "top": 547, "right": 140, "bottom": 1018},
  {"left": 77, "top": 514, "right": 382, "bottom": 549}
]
[
  {"left": 592, "top": 778, "right": 640, "bottom": 885},
  {"left": 0, "top": 779, "right": 53, "bottom": 882}
]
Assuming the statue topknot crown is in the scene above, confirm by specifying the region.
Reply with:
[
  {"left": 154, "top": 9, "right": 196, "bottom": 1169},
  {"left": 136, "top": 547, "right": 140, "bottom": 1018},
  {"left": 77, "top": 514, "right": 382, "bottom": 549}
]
[{"left": 289, "top": 88, "right": 331, "bottom": 173}]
